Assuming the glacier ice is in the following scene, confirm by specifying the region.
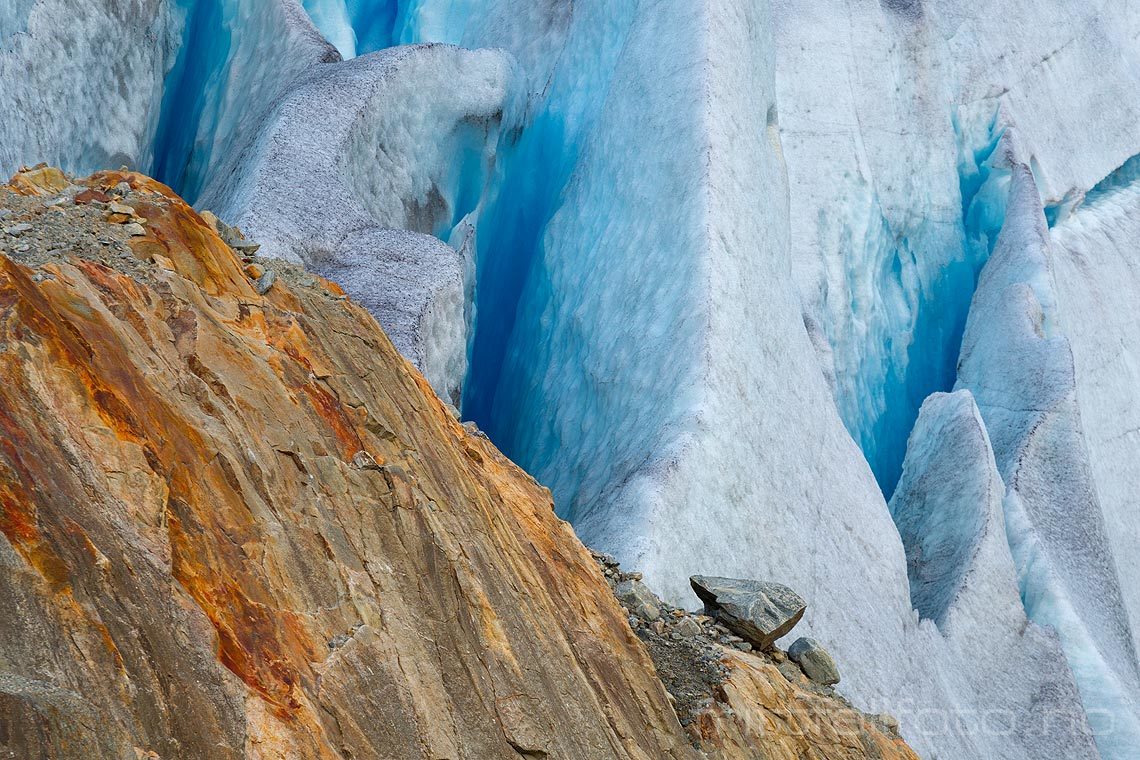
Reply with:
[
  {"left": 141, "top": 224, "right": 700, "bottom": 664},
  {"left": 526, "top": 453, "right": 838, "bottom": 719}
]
[
  {"left": 956, "top": 153, "right": 1140, "bottom": 757},
  {"left": 1, "top": 0, "right": 182, "bottom": 175},
  {"left": 196, "top": 42, "right": 512, "bottom": 402},
  {"left": 891, "top": 389, "right": 1098, "bottom": 757},
  {"left": 6, "top": 0, "right": 1140, "bottom": 756}
]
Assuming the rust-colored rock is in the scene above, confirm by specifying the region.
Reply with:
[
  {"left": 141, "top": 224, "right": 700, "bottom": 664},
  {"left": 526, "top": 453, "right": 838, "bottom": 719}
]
[
  {"left": 0, "top": 169, "right": 920, "bottom": 760},
  {"left": 690, "top": 651, "right": 920, "bottom": 760},
  {"left": 7, "top": 164, "right": 69, "bottom": 196}
]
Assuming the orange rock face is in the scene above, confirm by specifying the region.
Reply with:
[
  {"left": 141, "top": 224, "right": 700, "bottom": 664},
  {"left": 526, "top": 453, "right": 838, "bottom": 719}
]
[
  {"left": 0, "top": 170, "right": 920, "bottom": 760},
  {"left": 691, "top": 652, "right": 920, "bottom": 760}
]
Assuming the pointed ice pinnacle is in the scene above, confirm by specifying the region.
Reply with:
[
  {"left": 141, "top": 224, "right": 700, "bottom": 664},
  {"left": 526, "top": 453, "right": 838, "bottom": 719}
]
[{"left": 690, "top": 575, "right": 806, "bottom": 651}]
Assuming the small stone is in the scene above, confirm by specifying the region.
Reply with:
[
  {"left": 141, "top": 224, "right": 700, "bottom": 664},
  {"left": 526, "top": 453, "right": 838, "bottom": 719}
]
[
  {"left": 351, "top": 450, "right": 382, "bottom": 471},
  {"left": 229, "top": 238, "right": 261, "bottom": 254},
  {"left": 614, "top": 579, "right": 661, "bottom": 621},
  {"left": 4, "top": 223, "right": 32, "bottom": 235},
  {"left": 124, "top": 223, "right": 146, "bottom": 237},
  {"left": 673, "top": 617, "right": 702, "bottom": 638},
  {"left": 787, "top": 637, "right": 840, "bottom": 685},
  {"left": 690, "top": 575, "right": 806, "bottom": 650},
  {"left": 108, "top": 202, "right": 135, "bottom": 216},
  {"left": 776, "top": 660, "right": 804, "bottom": 684},
  {"left": 769, "top": 648, "right": 787, "bottom": 663},
  {"left": 591, "top": 551, "right": 619, "bottom": 567},
  {"left": 244, "top": 263, "right": 265, "bottom": 280},
  {"left": 14, "top": 244, "right": 30, "bottom": 253},
  {"left": 732, "top": 641, "right": 753, "bottom": 652},
  {"left": 114, "top": 182, "right": 131, "bottom": 196},
  {"left": 651, "top": 620, "right": 665, "bottom": 635},
  {"left": 876, "top": 713, "right": 901, "bottom": 736},
  {"left": 255, "top": 269, "right": 276, "bottom": 294},
  {"left": 105, "top": 212, "right": 131, "bottom": 224}
]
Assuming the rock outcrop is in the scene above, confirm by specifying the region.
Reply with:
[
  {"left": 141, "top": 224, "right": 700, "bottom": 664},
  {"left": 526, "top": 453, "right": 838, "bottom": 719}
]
[
  {"left": 0, "top": 168, "right": 919, "bottom": 759},
  {"left": 598, "top": 555, "right": 917, "bottom": 760},
  {"left": 690, "top": 576, "right": 807, "bottom": 651}
]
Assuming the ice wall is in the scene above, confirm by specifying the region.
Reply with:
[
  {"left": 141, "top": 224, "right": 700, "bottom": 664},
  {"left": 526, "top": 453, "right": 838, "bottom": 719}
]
[
  {"left": 151, "top": 0, "right": 337, "bottom": 203},
  {"left": 1052, "top": 165, "right": 1140, "bottom": 661},
  {"left": 0, "top": 0, "right": 182, "bottom": 176}
]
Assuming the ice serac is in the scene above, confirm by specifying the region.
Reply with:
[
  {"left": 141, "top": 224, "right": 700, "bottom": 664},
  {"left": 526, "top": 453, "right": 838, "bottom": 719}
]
[
  {"left": 891, "top": 390, "right": 1098, "bottom": 757},
  {"left": 890, "top": 391, "right": 1013, "bottom": 629},
  {"left": 956, "top": 155, "right": 1140, "bottom": 756},
  {"left": 199, "top": 44, "right": 512, "bottom": 403},
  {"left": 773, "top": 0, "right": 1140, "bottom": 496},
  {"left": 0, "top": 0, "right": 182, "bottom": 175}
]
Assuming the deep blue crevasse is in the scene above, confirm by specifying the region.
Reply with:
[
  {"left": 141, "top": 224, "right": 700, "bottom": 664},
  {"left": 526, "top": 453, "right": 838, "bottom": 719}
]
[
  {"left": 857, "top": 112, "right": 1008, "bottom": 499},
  {"left": 151, "top": 0, "right": 231, "bottom": 203}
]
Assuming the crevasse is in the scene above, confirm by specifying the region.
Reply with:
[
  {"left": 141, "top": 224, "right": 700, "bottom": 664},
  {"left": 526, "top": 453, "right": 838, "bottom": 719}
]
[
  {"left": 151, "top": 0, "right": 230, "bottom": 201},
  {"left": 290, "top": 1, "right": 641, "bottom": 486}
]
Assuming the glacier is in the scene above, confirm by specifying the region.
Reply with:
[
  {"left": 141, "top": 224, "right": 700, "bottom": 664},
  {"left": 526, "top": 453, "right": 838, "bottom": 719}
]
[{"left": 5, "top": 0, "right": 1140, "bottom": 756}]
